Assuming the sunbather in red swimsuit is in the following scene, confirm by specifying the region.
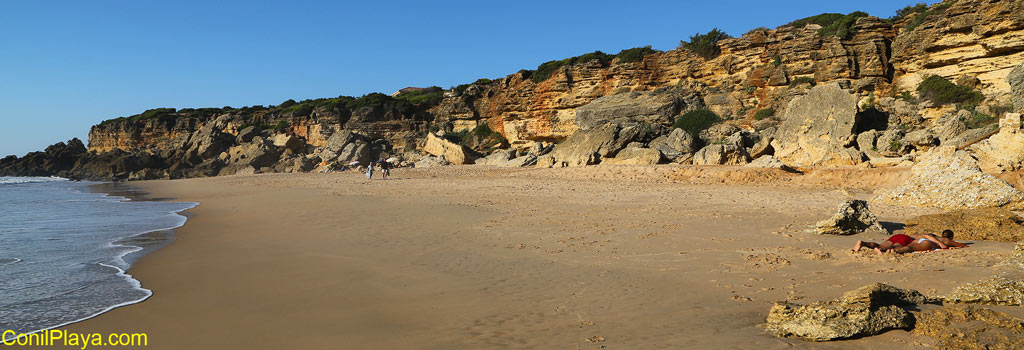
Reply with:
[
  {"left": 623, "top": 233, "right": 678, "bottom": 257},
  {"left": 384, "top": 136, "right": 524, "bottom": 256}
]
[{"left": 886, "top": 233, "right": 913, "bottom": 247}]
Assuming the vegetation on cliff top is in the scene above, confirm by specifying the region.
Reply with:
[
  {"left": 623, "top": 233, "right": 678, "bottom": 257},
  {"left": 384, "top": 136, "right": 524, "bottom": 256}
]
[
  {"left": 678, "top": 28, "right": 731, "bottom": 60},
  {"left": 99, "top": 89, "right": 447, "bottom": 126},
  {"left": 903, "top": 2, "right": 953, "bottom": 31},
  {"left": 783, "top": 11, "right": 870, "bottom": 39},
  {"left": 522, "top": 45, "right": 663, "bottom": 84}
]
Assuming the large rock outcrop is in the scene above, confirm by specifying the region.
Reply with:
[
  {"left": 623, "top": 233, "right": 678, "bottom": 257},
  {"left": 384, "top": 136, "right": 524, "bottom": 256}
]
[
  {"left": 970, "top": 113, "right": 1024, "bottom": 173},
  {"left": 891, "top": 0, "right": 1024, "bottom": 102},
  {"left": 904, "top": 207, "right": 1024, "bottom": 242},
  {"left": 770, "top": 83, "right": 864, "bottom": 167},
  {"left": 540, "top": 123, "right": 659, "bottom": 167},
  {"left": 875, "top": 147, "right": 1024, "bottom": 210},
  {"left": 648, "top": 128, "right": 697, "bottom": 163},
  {"left": 765, "top": 283, "right": 931, "bottom": 341},
  {"left": 422, "top": 133, "right": 472, "bottom": 165},
  {"left": 913, "top": 305, "right": 1024, "bottom": 350},
  {"left": 574, "top": 88, "right": 701, "bottom": 131},
  {"left": 943, "top": 276, "right": 1024, "bottom": 306},
  {"left": 1012, "top": 62, "right": 1024, "bottom": 112},
  {"left": 814, "top": 199, "right": 884, "bottom": 235}
]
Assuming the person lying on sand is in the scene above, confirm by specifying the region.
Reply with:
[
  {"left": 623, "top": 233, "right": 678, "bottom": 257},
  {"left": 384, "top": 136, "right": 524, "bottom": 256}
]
[
  {"left": 852, "top": 231, "right": 957, "bottom": 255},
  {"left": 889, "top": 229, "right": 967, "bottom": 254}
]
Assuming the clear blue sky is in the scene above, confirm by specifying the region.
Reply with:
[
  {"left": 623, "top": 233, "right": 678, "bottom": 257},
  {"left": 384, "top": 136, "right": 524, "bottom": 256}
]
[{"left": 0, "top": 0, "right": 926, "bottom": 157}]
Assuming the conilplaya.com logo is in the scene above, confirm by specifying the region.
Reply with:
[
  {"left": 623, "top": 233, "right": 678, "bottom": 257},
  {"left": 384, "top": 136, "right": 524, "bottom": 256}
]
[{"left": 3, "top": 329, "right": 147, "bottom": 348}]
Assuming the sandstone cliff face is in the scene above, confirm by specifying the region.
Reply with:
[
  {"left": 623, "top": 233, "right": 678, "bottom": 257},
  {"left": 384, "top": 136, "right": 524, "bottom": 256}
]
[
  {"left": 891, "top": 0, "right": 1024, "bottom": 101},
  {"left": 62, "top": 0, "right": 1024, "bottom": 180},
  {"left": 435, "top": 16, "right": 899, "bottom": 146}
]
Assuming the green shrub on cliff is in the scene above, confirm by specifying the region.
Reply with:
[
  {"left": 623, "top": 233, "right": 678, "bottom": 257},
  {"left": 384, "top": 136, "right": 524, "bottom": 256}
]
[
  {"left": 678, "top": 28, "right": 731, "bottom": 60},
  {"left": 817, "top": 11, "right": 869, "bottom": 39},
  {"left": 754, "top": 108, "right": 775, "bottom": 120},
  {"left": 674, "top": 109, "right": 721, "bottom": 138},
  {"left": 917, "top": 75, "right": 983, "bottom": 107},
  {"left": 531, "top": 51, "right": 615, "bottom": 83},
  {"left": 890, "top": 3, "right": 928, "bottom": 22},
  {"left": 395, "top": 86, "right": 444, "bottom": 106},
  {"left": 784, "top": 11, "right": 869, "bottom": 39},
  {"left": 790, "top": 76, "right": 816, "bottom": 87},
  {"left": 615, "top": 46, "right": 659, "bottom": 63},
  {"left": 905, "top": 2, "right": 953, "bottom": 31}
]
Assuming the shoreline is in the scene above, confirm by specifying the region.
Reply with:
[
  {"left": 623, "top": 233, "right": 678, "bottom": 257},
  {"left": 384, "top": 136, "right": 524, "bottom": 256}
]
[
  {"left": 61, "top": 167, "right": 1024, "bottom": 348},
  {"left": 4, "top": 181, "right": 197, "bottom": 342}
]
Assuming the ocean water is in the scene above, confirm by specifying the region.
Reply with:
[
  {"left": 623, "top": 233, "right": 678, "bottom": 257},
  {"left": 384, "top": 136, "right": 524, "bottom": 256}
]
[{"left": 0, "top": 177, "right": 196, "bottom": 338}]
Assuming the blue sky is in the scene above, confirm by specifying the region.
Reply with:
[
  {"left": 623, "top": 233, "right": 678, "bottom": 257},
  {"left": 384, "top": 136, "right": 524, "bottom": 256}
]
[{"left": 0, "top": 0, "right": 927, "bottom": 157}]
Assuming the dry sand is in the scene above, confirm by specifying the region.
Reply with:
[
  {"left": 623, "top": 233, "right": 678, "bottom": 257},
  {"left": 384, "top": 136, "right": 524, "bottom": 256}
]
[{"left": 65, "top": 165, "right": 1024, "bottom": 349}]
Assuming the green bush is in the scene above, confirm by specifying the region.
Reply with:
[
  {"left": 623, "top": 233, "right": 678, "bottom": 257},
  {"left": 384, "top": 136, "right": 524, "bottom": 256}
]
[
  {"left": 896, "top": 91, "right": 915, "bottom": 102},
  {"left": 531, "top": 51, "right": 615, "bottom": 83},
  {"left": 674, "top": 109, "right": 721, "bottom": 138},
  {"left": 272, "top": 120, "right": 289, "bottom": 130},
  {"left": 784, "top": 12, "right": 870, "bottom": 39},
  {"left": 818, "top": 11, "right": 869, "bottom": 39},
  {"left": 790, "top": 76, "right": 816, "bottom": 87},
  {"left": 279, "top": 99, "right": 297, "bottom": 108},
  {"left": 906, "top": 2, "right": 952, "bottom": 31},
  {"left": 771, "top": 55, "right": 782, "bottom": 67},
  {"left": 443, "top": 129, "right": 470, "bottom": 145},
  {"left": 890, "top": 3, "right": 928, "bottom": 21},
  {"left": 616, "top": 46, "right": 659, "bottom": 63},
  {"left": 785, "top": 13, "right": 845, "bottom": 29},
  {"left": 745, "top": 27, "right": 770, "bottom": 35},
  {"left": 396, "top": 86, "right": 444, "bottom": 106},
  {"left": 745, "top": 86, "right": 757, "bottom": 94},
  {"left": 962, "top": 110, "right": 998, "bottom": 129},
  {"left": 917, "top": 75, "right": 983, "bottom": 107},
  {"left": 678, "top": 28, "right": 731, "bottom": 60},
  {"left": 888, "top": 139, "right": 901, "bottom": 152},
  {"left": 754, "top": 108, "right": 775, "bottom": 120}
]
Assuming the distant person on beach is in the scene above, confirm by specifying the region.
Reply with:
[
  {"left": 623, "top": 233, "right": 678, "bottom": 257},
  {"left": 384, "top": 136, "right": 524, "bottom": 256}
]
[
  {"left": 853, "top": 230, "right": 966, "bottom": 255},
  {"left": 378, "top": 158, "right": 390, "bottom": 179},
  {"left": 365, "top": 162, "right": 374, "bottom": 180}
]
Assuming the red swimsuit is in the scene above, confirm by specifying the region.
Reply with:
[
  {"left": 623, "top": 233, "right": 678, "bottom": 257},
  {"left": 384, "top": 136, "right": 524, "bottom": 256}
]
[{"left": 887, "top": 234, "right": 913, "bottom": 246}]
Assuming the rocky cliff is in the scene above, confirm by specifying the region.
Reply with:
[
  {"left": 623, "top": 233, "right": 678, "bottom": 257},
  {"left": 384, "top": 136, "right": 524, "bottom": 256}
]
[{"left": 4, "top": 0, "right": 1024, "bottom": 180}]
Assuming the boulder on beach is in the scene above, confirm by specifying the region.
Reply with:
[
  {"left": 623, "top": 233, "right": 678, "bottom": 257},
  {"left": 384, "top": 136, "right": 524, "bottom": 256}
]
[
  {"left": 874, "top": 146, "right": 1024, "bottom": 210},
  {"left": 423, "top": 133, "right": 471, "bottom": 165},
  {"left": 765, "top": 283, "right": 932, "bottom": 341},
  {"left": 770, "top": 83, "right": 864, "bottom": 167},
  {"left": 814, "top": 199, "right": 884, "bottom": 235},
  {"left": 943, "top": 275, "right": 1024, "bottom": 306},
  {"left": 913, "top": 305, "right": 1024, "bottom": 350}
]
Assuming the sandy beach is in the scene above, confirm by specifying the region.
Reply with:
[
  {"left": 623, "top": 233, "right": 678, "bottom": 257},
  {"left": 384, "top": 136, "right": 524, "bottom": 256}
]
[{"left": 65, "top": 165, "right": 1024, "bottom": 349}]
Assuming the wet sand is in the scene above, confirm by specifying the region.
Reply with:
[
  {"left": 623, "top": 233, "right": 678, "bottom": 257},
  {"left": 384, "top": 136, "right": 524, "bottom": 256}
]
[{"left": 65, "top": 165, "right": 1023, "bottom": 349}]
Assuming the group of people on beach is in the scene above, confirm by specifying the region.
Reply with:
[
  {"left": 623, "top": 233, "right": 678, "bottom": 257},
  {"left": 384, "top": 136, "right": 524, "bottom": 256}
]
[
  {"left": 852, "top": 230, "right": 967, "bottom": 255},
  {"left": 365, "top": 158, "right": 391, "bottom": 180}
]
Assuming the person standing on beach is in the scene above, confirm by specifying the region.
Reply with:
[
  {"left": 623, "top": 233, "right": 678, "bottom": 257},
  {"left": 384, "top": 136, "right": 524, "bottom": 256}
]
[
  {"left": 365, "top": 161, "right": 374, "bottom": 180},
  {"left": 378, "top": 158, "right": 390, "bottom": 180}
]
